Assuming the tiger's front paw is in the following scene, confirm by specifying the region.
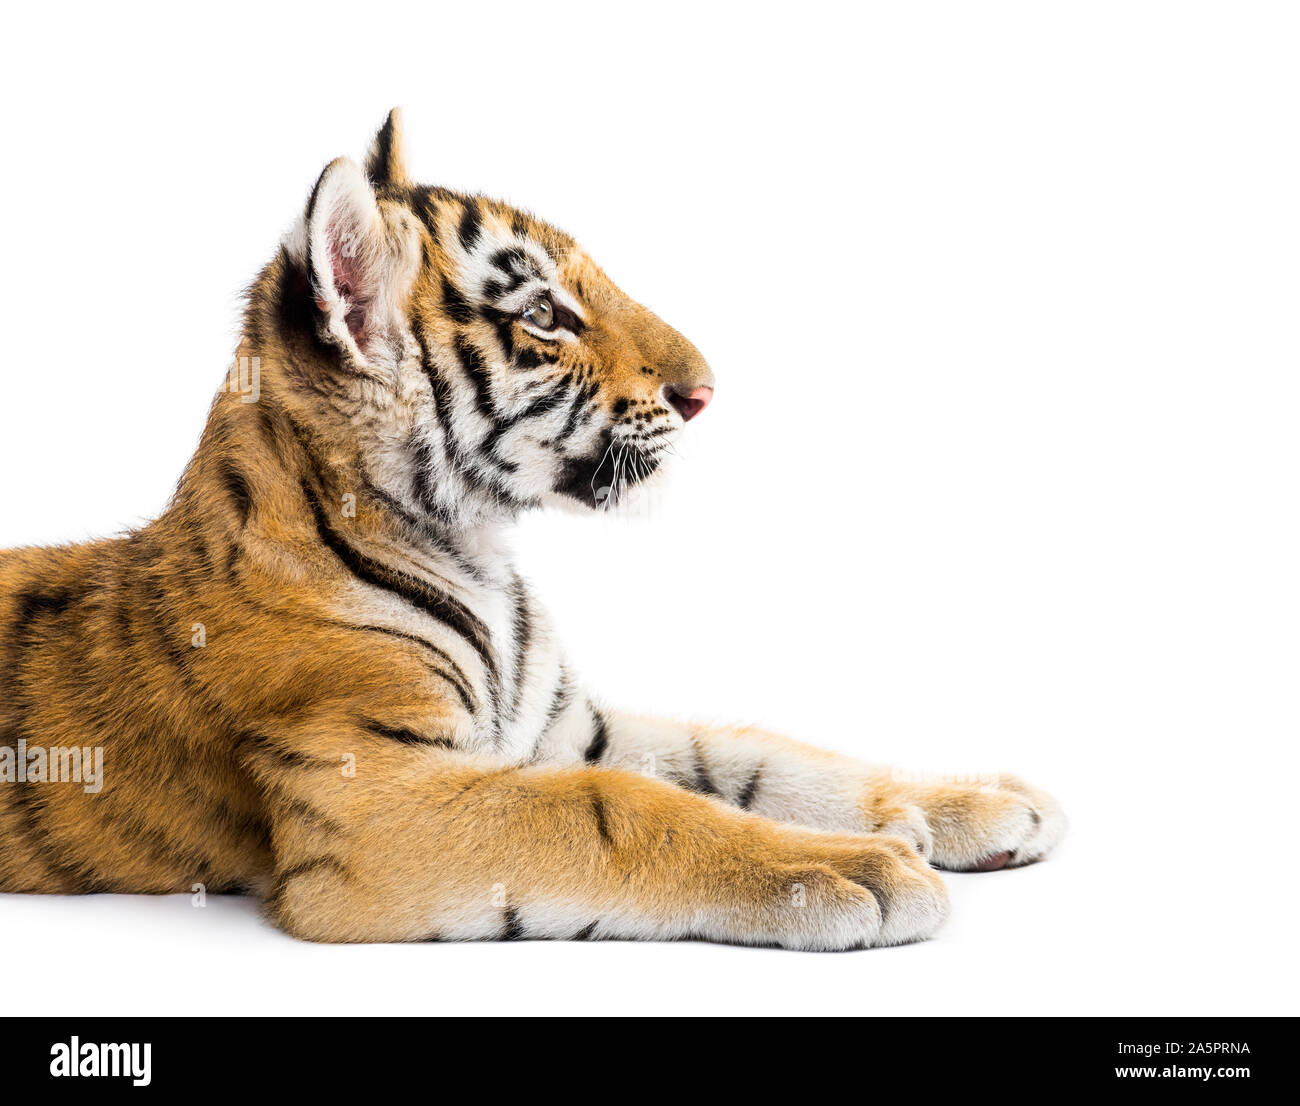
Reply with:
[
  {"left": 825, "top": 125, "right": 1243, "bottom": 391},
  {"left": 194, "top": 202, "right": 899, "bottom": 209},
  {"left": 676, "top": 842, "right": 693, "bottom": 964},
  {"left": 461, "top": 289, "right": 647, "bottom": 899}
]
[
  {"left": 766, "top": 833, "right": 950, "bottom": 950},
  {"left": 866, "top": 772, "right": 1067, "bottom": 873}
]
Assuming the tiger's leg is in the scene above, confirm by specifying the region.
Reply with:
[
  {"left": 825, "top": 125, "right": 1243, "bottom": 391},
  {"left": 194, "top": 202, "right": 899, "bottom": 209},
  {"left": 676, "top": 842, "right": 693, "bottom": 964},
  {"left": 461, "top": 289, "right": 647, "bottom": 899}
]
[
  {"left": 575, "top": 709, "right": 1066, "bottom": 872},
  {"left": 256, "top": 743, "right": 948, "bottom": 950}
]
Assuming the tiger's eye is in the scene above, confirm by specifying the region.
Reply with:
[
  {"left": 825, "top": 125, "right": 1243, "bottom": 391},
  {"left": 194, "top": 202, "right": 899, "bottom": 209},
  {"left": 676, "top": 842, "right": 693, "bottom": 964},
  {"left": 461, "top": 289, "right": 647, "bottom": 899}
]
[{"left": 523, "top": 297, "right": 555, "bottom": 329}]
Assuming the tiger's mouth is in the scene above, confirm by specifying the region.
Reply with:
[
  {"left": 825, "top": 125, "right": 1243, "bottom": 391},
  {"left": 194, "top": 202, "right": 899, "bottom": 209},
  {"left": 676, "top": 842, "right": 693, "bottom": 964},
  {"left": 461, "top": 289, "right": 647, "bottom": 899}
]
[{"left": 552, "top": 431, "right": 669, "bottom": 509}]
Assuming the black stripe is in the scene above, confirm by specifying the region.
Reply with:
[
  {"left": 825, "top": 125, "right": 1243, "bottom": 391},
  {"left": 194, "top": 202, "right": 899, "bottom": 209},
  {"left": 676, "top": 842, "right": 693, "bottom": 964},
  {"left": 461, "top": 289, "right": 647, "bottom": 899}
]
[
  {"left": 136, "top": 571, "right": 194, "bottom": 674},
  {"left": 556, "top": 388, "right": 589, "bottom": 443},
  {"left": 482, "top": 304, "right": 515, "bottom": 360},
  {"left": 635, "top": 424, "right": 675, "bottom": 441},
  {"left": 363, "top": 719, "right": 454, "bottom": 749},
  {"left": 485, "top": 268, "right": 529, "bottom": 301},
  {"left": 366, "top": 110, "right": 399, "bottom": 185},
  {"left": 458, "top": 200, "right": 482, "bottom": 252},
  {"left": 454, "top": 333, "right": 501, "bottom": 427},
  {"left": 501, "top": 906, "right": 525, "bottom": 940},
  {"left": 738, "top": 765, "right": 763, "bottom": 810},
  {"left": 415, "top": 192, "right": 442, "bottom": 247},
  {"left": 689, "top": 740, "right": 721, "bottom": 797},
  {"left": 270, "top": 855, "right": 351, "bottom": 907},
  {"left": 588, "top": 786, "right": 615, "bottom": 849},
  {"left": 583, "top": 707, "right": 609, "bottom": 763},
  {"left": 542, "top": 670, "right": 575, "bottom": 732},
  {"left": 500, "top": 374, "right": 572, "bottom": 429},
  {"left": 325, "top": 620, "right": 478, "bottom": 714},
  {"left": 572, "top": 920, "right": 599, "bottom": 941},
  {"left": 215, "top": 460, "right": 253, "bottom": 526},
  {"left": 409, "top": 430, "right": 445, "bottom": 519},
  {"left": 440, "top": 275, "right": 474, "bottom": 325},
  {"left": 298, "top": 476, "right": 500, "bottom": 685},
  {"left": 488, "top": 245, "right": 529, "bottom": 280},
  {"left": 507, "top": 577, "right": 532, "bottom": 719},
  {"left": 244, "top": 733, "right": 337, "bottom": 771},
  {"left": 302, "top": 167, "right": 330, "bottom": 285},
  {"left": 186, "top": 532, "right": 213, "bottom": 577},
  {"left": 434, "top": 767, "right": 515, "bottom": 814},
  {"left": 12, "top": 584, "right": 82, "bottom": 624},
  {"left": 272, "top": 795, "right": 344, "bottom": 836},
  {"left": 412, "top": 327, "right": 459, "bottom": 434}
]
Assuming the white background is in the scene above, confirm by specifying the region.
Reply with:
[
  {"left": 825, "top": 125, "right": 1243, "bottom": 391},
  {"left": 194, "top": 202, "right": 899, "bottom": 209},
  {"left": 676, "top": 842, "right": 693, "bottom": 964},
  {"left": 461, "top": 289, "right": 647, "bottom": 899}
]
[{"left": 0, "top": 1, "right": 1296, "bottom": 1016}]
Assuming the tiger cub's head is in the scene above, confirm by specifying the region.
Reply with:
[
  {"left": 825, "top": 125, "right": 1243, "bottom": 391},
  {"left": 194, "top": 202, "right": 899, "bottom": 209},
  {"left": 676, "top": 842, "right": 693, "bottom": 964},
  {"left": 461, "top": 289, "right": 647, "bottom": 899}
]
[{"left": 259, "top": 109, "right": 713, "bottom": 524}]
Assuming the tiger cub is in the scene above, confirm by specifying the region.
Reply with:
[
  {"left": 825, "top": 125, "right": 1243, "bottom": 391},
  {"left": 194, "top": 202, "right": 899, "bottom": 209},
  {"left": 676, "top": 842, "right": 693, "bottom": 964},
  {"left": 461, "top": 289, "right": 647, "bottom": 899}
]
[{"left": 0, "top": 111, "right": 1064, "bottom": 949}]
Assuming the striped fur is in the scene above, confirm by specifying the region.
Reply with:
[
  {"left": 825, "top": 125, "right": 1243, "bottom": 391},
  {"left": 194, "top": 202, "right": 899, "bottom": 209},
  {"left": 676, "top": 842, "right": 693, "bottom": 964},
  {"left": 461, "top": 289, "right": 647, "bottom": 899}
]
[{"left": 0, "top": 111, "right": 1064, "bottom": 948}]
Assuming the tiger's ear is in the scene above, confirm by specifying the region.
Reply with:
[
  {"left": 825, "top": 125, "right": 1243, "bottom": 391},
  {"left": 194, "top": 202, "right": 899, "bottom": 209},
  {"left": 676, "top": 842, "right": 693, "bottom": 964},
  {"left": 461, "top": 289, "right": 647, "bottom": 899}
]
[
  {"left": 365, "top": 107, "right": 409, "bottom": 188},
  {"left": 300, "top": 156, "right": 420, "bottom": 365}
]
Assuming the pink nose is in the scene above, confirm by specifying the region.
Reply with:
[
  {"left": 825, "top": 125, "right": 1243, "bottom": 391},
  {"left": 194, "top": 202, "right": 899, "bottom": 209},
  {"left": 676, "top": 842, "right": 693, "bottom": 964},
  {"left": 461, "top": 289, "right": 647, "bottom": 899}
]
[{"left": 665, "top": 385, "right": 714, "bottom": 422}]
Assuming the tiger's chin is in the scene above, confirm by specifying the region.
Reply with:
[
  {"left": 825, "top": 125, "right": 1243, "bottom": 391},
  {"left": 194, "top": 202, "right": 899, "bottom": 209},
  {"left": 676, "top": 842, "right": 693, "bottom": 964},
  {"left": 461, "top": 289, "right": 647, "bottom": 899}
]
[{"left": 544, "top": 437, "right": 677, "bottom": 518}]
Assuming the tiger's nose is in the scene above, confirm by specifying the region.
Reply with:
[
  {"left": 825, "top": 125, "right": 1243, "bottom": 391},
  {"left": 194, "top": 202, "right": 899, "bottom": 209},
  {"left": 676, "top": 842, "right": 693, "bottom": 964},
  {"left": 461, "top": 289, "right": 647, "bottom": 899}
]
[{"left": 663, "top": 385, "right": 714, "bottom": 422}]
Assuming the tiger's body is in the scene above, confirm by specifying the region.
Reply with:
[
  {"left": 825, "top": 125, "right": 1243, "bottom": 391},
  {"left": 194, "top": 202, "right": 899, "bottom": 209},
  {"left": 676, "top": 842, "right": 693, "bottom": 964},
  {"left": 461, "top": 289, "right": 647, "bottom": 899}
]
[{"left": 0, "top": 112, "right": 1064, "bottom": 949}]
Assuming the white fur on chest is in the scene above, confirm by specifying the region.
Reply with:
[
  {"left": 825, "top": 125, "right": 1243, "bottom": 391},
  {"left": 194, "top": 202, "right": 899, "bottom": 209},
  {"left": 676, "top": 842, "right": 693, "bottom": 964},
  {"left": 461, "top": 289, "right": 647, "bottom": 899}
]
[{"left": 379, "top": 525, "right": 568, "bottom": 760}]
